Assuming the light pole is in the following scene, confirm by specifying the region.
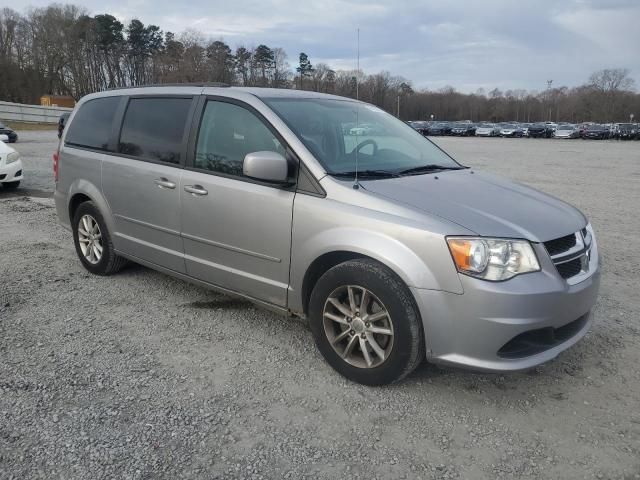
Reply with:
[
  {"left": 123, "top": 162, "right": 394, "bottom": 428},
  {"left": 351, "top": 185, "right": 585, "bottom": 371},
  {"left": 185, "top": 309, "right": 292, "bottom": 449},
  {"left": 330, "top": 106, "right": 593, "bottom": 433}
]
[{"left": 546, "top": 79, "right": 553, "bottom": 121}]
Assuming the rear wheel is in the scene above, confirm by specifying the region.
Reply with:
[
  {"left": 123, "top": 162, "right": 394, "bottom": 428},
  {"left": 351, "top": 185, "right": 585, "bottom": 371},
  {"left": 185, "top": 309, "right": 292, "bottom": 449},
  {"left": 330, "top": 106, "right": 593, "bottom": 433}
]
[
  {"left": 2, "top": 181, "right": 20, "bottom": 189},
  {"left": 309, "top": 259, "right": 424, "bottom": 385},
  {"left": 72, "top": 201, "right": 127, "bottom": 275}
]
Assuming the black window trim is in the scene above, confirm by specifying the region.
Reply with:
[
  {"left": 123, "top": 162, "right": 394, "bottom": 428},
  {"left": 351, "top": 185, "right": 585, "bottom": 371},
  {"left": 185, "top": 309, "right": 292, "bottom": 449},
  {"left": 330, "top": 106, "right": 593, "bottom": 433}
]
[
  {"left": 64, "top": 95, "right": 124, "bottom": 153},
  {"left": 185, "top": 95, "right": 301, "bottom": 190},
  {"left": 112, "top": 94, "right": 198, "bottom": 168}
]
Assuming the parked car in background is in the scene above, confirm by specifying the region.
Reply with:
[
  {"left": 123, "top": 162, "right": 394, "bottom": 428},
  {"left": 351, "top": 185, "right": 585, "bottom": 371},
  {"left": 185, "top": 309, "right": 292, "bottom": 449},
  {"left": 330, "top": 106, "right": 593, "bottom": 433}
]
[
  {"left": 427, "top": 122, "right": 451, "bottom": 136},
  {"left": 499, "top": 124, "right": 525, "bottom": 137},
  {"left": 554, "top": 124, "right": 580, "bottom": 139},
  {"left": 0, "top": 122, "right": 18, "bottom": 143},
  {"left": 615, "top": 123, "right": 637, "bottom": 140},
  {"left": 577, "top": 123, "right": 593, "bottom": 138},
  {"left": 0, "top": 136, "right": 23, "bottom": 189},
  {"left": 408, "top": 121, "right": 430, "bottom": 136},
  {"left": 58, "top": 112, "right": 71, "bottom": 139},
  {"left": 450, "top": 123, "right": 476, "bottom": 136},
  {"left": 55, "top": 85, "right": 600, "bottom": 385},
  {"left": 528, "top": 123, "right": 553, "bottom": 138},
  {"left": 583, "top": 124, "right": 610, "bottom": 140},
  {"left": 519, "top": 123, "right": 531, "bottom": 137},
  {"left": 475, "top": 123, "right": 500, "bottom": 137},
  {"left": 349, "top": 123, "right": 374, "bottom": 136}
]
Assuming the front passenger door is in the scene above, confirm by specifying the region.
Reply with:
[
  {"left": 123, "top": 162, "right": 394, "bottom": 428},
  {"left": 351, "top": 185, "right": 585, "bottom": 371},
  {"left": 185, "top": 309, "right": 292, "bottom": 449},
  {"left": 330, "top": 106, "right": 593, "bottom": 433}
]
[{"left": 180, "top": 99, "right": 296, "bottom": 307}]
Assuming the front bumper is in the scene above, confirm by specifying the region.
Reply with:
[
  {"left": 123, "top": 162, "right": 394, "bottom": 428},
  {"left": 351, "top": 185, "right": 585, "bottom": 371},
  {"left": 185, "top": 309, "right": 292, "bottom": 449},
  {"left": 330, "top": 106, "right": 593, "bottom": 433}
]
[
  {"left": 412, "top": 245, "right": 600, "bottom": 372},
  {"left": 0, "top": 159, "right": 23, "bottom": 183}
]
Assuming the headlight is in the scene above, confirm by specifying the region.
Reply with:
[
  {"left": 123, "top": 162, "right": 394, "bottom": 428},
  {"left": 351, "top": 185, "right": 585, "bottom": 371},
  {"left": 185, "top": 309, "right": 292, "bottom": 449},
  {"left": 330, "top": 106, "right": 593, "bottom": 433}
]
[
  {"left": 6, "top": 151, "right": 20, "bottom": 164},
  {"left": 446, "top": 237, "right": 540, "bottom": 281}
]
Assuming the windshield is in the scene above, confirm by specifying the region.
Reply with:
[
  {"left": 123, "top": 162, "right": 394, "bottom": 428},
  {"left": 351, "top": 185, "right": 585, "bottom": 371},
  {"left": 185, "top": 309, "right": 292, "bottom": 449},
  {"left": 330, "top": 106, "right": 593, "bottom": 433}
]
[
  {"left": 478, "top": 123, "right": 494, "bottom": 128},
  {"left": 558, "top": 125, "right": 574, "bottom": 130},
  {"left": 264, "top": 98, "right": 461, "bottom": 175}
]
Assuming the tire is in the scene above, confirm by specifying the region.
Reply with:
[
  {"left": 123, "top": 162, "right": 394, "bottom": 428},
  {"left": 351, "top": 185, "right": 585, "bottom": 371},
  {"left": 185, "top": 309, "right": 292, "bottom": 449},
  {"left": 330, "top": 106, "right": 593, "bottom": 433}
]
[
  {"left": 2, "top": 181, "right": 20, "bottom": 189},
  {"left": 72, "top": 201, "right": 127, "bottom": 275},
  {"left": 308, "top": 259, "right": 425, "bottom": 386}
]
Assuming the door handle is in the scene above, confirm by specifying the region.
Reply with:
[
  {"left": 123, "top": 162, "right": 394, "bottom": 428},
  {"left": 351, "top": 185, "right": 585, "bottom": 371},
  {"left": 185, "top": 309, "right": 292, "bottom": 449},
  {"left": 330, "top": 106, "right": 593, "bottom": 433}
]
[
  {"left": 154, "top": 177, "right": 176, "bottom": 189},
  {"left": 184, "top": 185, "right": 208, "bottom": 196}
]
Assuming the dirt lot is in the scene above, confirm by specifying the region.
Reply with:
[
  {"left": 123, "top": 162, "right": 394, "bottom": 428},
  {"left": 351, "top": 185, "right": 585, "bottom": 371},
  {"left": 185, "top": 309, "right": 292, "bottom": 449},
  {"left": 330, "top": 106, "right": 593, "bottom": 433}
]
[{"left": 1, "top": 131, "right": 639, "bottom": 479}]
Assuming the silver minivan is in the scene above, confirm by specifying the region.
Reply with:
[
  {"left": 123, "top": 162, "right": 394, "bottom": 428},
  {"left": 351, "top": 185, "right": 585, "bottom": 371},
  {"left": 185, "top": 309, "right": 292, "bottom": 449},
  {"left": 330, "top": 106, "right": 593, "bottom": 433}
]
[{"left": 55, "top": 85, "right": 600, "bottom": 385}]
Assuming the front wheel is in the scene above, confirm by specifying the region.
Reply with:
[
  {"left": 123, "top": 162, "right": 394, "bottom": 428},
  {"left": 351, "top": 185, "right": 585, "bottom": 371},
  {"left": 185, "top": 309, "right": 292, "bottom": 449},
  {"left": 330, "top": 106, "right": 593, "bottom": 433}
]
[{"left": 309, "top": 259, "right": 425, "bottom": 385}]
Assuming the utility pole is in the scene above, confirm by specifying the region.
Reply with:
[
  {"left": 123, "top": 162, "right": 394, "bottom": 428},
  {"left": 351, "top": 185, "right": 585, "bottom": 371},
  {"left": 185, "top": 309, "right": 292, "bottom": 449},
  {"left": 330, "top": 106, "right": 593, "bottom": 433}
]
[{"left": 546, "top": 80, "right": 553, "bottom": 121}]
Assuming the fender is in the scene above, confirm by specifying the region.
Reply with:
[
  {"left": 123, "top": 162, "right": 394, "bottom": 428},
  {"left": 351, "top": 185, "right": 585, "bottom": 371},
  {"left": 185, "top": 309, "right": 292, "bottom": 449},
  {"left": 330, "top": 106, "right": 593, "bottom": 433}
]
[
  {"left": 66, "top": 178, "right": 115, "bottom": 237},
  {"left": 289, "top": 226, "right": 464, "bottom": 314}
]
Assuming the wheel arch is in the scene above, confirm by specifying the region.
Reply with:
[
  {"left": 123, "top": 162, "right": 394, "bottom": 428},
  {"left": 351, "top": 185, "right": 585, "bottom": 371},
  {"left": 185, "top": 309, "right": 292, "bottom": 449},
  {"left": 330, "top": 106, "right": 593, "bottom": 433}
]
[
  {"left": 291, "top": 227, "right": 457, "bottom": 316},
  {"left": 300, "top": 251, "right": 367, "bottom": 316},
  {"left": 66, "top": 179, "right": 115, "bottom": 234}
]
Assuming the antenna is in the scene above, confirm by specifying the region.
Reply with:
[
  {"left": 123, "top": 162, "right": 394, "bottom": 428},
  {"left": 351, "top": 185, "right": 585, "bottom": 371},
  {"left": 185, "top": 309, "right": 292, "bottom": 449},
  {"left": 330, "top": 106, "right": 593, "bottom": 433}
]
[
  {"left": 353, "top": 28, "right": 360, "bottom": 190},
  {"left": 356, "top": 28, "right": 360, "bottom": 100}
]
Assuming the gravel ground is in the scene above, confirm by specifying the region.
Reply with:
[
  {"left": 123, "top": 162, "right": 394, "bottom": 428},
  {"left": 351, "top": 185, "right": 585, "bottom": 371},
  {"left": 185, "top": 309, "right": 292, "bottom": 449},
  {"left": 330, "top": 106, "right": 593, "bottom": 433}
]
[{"left": 1, "top": 131, "right": 639, "bottom": 479}]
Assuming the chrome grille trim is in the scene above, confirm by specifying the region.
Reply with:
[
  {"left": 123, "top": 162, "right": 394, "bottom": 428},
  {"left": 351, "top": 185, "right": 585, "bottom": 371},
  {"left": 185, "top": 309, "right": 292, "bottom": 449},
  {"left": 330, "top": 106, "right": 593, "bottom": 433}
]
[{"left": 545, "top": 225, "right": 597, "bottom": 284}]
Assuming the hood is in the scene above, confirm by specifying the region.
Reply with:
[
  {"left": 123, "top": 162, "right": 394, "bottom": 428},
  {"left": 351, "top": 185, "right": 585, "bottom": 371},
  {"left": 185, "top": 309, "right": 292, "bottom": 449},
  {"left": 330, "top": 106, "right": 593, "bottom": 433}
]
[
  {"left": 0, "top": 140, "right": 15, "bottom": 154},
  {"left": 360, "top": 170, "right": 586, "bottom": 242}
]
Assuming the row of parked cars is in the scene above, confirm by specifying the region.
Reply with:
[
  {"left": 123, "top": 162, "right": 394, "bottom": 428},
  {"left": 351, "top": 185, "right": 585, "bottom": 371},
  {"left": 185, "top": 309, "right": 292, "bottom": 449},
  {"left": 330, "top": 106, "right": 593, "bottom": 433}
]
[{"left": 407, "top": 120, "right": 640, "bottom": 140}]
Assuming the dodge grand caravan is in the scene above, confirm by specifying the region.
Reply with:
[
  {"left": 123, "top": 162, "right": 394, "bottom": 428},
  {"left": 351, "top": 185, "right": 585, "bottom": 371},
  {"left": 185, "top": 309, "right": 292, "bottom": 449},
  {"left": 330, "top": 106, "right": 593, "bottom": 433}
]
[{"left": 55, "top": 85, "right": 600, "bottom": 385}]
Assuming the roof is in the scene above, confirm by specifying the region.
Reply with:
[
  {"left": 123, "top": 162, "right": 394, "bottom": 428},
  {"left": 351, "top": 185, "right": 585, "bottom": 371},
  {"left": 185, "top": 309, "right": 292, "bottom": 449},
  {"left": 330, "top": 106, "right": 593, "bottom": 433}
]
[
  {"left": 105, "top": 83, "right": 357, "bottom": 102},
  {"left": 233, "top": 87, "right": 355, "bottom": 102}
]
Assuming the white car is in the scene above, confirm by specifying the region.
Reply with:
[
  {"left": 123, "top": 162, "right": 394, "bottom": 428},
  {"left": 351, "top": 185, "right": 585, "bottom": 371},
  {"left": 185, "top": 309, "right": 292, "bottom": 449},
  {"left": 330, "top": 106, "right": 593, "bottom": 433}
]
[
  {"left": 0, "top": 135, "right": 23, "bottom": 189},
  {"left": 554, "top": 125, "right": 580, "bottom": 139},
  {"left": 475, "top": 123, "right": 500, "bottom": 137}
]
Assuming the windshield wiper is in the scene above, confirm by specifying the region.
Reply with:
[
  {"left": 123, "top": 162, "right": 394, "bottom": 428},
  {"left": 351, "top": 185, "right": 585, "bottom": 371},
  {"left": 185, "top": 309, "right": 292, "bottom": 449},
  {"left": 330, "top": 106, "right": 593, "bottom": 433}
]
[
  {"left": 398, "top": 164, "right": 467, "bottom": 176},
  {"left": 331, "top": 169, "right": 401, "bottom": 179}
]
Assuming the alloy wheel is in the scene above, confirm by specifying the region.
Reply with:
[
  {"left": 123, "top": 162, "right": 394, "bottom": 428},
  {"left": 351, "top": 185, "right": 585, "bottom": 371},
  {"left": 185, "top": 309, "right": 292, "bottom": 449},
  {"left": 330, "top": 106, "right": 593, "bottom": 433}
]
[
  {"left": 77, "top": 214, "right": 103, "bottom": 264},
  {"left": 322, "top": 285, "right": 394, "bottom": 368}
]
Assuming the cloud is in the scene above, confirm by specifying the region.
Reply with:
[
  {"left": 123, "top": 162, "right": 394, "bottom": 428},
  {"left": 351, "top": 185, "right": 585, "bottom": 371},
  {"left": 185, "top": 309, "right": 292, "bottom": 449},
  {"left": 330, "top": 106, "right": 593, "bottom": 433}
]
[{"left": 7, "top": 0, "right": 639, "bottom": 92}]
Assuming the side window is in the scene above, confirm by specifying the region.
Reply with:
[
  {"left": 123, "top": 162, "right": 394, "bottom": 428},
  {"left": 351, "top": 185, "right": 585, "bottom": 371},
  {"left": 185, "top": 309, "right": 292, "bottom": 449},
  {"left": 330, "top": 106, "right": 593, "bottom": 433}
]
[
  {"left": 194, "top": 100, "right": 285, "bottom": 177},
  {"left": 118, "top": 97, "right": 192, "bottom": 164},
  {"left": 65, "top": 96, "right": 120, "bottom": 150}
]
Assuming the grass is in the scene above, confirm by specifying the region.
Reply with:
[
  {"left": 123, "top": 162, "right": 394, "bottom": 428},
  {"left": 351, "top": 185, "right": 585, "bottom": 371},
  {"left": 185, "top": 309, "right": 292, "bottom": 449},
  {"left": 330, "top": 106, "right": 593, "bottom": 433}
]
[{"left": 4, "top": 121, "right": 57, "bottom": 131}]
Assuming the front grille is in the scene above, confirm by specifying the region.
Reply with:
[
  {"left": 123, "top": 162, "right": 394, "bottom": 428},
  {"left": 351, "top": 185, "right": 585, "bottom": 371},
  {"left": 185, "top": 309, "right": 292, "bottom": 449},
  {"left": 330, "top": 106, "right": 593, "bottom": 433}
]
[
  {"left": 497, "top": 314, "right": 589, "bottom": 358},
  {"left": 544, "top": 230, "right": 593, "bottom": 282},
  {"left": 556, "top": 258, "right": 583, "bottom": 279},
  {"left": 544, "top": 234, "right": 577, "bottom": 256}
]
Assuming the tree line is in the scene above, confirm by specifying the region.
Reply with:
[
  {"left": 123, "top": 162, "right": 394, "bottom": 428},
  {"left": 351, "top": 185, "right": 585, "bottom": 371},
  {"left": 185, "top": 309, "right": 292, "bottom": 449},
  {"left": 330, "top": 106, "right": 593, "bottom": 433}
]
[{"left": 1, "top": 4, "right": 638, "bottom": 123}]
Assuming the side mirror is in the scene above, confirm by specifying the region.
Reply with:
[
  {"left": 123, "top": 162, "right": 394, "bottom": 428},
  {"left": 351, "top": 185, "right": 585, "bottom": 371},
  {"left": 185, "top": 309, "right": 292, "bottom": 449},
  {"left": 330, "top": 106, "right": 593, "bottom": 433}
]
[
  {"left": 243, "top": 151, "right": 289, "bottom": 184},
  {"left": 0, "top": 134, "right": 8, "bottom": 143}
]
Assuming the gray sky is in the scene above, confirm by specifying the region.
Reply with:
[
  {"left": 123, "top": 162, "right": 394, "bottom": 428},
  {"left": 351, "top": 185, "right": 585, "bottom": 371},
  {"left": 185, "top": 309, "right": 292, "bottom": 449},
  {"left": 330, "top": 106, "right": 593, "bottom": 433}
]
[{"left": 9, "top": 0, "right": 640, "bottom": 92}]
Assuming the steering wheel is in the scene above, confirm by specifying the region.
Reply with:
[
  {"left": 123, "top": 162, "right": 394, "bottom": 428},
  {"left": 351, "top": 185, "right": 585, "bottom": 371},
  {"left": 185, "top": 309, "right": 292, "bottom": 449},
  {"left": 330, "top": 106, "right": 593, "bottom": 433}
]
[{"left": 354, "top": 139, "right": 378, "bottom": 156}]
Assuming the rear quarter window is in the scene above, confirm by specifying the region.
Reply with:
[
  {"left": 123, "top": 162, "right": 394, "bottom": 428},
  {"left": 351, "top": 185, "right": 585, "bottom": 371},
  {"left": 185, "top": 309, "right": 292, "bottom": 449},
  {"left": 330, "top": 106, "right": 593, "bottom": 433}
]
[{"left": 65, "top": 96, "right": 120, "bottom": 151}]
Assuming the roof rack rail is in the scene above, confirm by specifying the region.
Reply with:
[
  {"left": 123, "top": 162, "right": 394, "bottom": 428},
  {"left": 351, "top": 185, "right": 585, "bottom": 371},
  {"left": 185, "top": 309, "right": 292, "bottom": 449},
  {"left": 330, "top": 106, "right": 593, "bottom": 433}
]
[{"left": 107, "top": 82, "right": 231, "bottom": 91}]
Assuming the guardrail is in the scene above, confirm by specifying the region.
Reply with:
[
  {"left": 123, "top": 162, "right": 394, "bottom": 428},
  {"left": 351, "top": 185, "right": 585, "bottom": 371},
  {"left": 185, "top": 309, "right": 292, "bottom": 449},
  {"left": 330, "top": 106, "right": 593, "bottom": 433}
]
[{"left": 0, "top": 101, "right": 73, "bottom": 124}]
